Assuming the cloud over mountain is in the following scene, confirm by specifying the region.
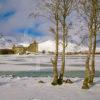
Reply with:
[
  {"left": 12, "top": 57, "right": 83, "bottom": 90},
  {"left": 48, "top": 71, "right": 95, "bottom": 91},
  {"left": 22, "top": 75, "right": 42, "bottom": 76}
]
[{"left": 0, "top": 0, "right": 100, "bottom": 45}]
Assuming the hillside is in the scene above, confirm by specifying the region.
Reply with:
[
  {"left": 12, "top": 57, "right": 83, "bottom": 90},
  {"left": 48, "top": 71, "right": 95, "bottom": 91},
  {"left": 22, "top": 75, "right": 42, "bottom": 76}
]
[
  {"left": 0, "top": 34, "right": 100, "bottom": 53},
  {"left": 38, "top": 40, "right": 88, "bottom": 53}
]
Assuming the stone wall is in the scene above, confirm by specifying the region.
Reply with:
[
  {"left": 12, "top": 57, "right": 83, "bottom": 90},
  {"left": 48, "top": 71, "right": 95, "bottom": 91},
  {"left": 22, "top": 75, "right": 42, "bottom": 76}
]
[
  {"left": 27, "top": 41, "right": 38, "bottom": 53},
  {"left": 12, "top": 41, "right": 38, "bottom": 54}
]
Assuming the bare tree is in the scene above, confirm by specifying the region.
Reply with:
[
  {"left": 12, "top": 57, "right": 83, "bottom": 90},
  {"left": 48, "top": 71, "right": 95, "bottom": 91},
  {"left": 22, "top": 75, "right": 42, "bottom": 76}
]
[
  {"left": 57, "top": 0, "right": 74, "bottom": 85},
  {"left": 29, "top": 0, "right": 61, "bottom": 85},
  {"left": 90, "top": 0, "right": 100, "bottom": 84},
  {"left": 44, "top": 0, "right": 74, "bottom": 85},
  {"left": 46, "top": 0, "right": 60, "bottom": 85},
  {"left": 78, "top": 0, "right": 100, "bottom": 89}
]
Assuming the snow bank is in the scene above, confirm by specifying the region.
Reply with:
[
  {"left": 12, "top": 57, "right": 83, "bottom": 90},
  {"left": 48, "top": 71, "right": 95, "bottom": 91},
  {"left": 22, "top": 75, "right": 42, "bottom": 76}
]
[{"left": 0, "top": 77, "right": 100, "bottom": 100}]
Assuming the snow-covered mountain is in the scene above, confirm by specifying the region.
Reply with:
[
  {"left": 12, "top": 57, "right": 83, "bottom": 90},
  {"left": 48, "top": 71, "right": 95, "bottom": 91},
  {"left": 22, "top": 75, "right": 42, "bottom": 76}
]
[
  {"left": 0, "top": 33, "right": 32, "bottom": 49},
  {"left": 0, "top": 34, "right": 15, "bottom": 49},
  {"left": 38, "top": 40, "right": 88, "bottom": 52},
  {"left": 38, "top": 40, "right": 55, "bottom": 52},
  {"left": 16, "top": 43, "right": 30, "bottom": 47},
  {"left": 0, "top": 33, "right": 100, "bottom": 53}
]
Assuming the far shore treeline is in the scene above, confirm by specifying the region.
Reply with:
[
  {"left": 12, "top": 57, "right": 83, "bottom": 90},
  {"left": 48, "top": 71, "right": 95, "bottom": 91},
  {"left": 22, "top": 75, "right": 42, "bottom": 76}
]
[
  {"left": 0, "top": 48, "right": 100, "bottom": 55},
  {"left": 0, "top": 49, "right": 14, "bottom": 54}
]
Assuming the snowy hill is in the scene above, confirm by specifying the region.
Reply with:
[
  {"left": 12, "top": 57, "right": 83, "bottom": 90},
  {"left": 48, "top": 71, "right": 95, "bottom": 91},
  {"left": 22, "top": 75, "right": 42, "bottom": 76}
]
[
  {"left": 38, "top": 40, "right": 88, "bottom": 53},
  {"left": 0, "top": 34, "right": 32, "bottom": 49},
  {"left": 0, "top": 34, "right": 15, "bottom": 49},
  {"left": 16, "top": 43, "right": 30, "bottom": 47},
  {"left": 38, "top": 40, "right": 55, "bottom": 52},
  {"left": 0, "top": 34, "right": 100, "bottom": 53}
]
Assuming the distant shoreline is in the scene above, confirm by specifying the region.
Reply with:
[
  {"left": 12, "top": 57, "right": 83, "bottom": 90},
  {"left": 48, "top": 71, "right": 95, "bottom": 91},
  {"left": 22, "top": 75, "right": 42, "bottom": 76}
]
[{"left": 0, "top": 48, "right": 100, "bottom": 55}]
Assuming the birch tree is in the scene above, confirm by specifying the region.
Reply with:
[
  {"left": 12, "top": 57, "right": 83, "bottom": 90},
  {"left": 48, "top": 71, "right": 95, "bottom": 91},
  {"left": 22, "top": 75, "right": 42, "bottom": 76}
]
[
  {"left": 30, "top": 0, "right": 61, "bottom": 85},
  {"left": 78, "top": 0, "right": 100, "bottom": 89},
  {"left": 90, "top": 0, "right": 100, "bottom": 85},
  {"left": 57, "top": 0, "right": 74, "bottom": 85},
  {"left": 46, "top": 0, "right": 60, "bottom": 85}
]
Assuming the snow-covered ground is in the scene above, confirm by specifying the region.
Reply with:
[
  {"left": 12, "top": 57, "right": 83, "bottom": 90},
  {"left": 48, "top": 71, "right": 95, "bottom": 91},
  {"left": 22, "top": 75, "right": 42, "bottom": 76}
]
[
  {"left": 0, "top": 77, "right": 100, "bottom": 100},
  {"left": 0, "top": 54, "right": 100, "bottom": 100},
  {"left": 0, "top": 54, "right": 52, "bottom": 71},
  {"left": 0, "top": 54, "right": 100, "bottom": 71}
]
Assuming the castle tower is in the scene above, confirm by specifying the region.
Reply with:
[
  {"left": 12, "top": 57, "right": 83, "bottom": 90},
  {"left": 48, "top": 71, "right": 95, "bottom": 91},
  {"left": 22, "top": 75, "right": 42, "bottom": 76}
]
[{"left": 27, "top": 41, "right": 38, "bottom": 53}]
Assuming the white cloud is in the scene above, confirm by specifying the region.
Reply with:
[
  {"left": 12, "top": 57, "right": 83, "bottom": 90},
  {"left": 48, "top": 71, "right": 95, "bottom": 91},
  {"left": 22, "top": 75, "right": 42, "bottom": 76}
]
[
  {"left": 0, "top": 0, "right": 99, "bottom": 45},
  {"left": 0, "top": 0, "right": 41, "bottom": 32}
]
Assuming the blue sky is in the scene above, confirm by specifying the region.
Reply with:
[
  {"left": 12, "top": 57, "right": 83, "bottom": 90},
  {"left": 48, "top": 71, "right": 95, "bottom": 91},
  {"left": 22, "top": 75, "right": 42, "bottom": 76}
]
[
  {"left": 0, "top": 0, "right": 85, "bottom": 42},
  {"left": 0, "top": 10, "right": 16, "bottom": 22},
  {"left": 0, "top": 0, "right": 6, "bottom": 3},
  {"left": 0, "top": 0, "right": 76, "bottom": 41},
  {"left": 0, "top": 0, "right": 100, "bottom": 44},
  {"left": 0, "top": 0, "right": 48, "bottom": 41}
]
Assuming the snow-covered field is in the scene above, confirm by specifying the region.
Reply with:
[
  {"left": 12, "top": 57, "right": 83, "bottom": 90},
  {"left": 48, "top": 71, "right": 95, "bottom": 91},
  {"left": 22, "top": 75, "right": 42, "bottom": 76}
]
[
  {"left": 0, "top": 77, "right": 100, "bottom": 100},
  {"left": 0, "top": 54, "right": 52, "bottom": 71},
  {"left": 0, "top": 54, "right": 100, "bottom": 100},
  {"left": 0, "top": 54, "right": 100, "bottom": 71}
]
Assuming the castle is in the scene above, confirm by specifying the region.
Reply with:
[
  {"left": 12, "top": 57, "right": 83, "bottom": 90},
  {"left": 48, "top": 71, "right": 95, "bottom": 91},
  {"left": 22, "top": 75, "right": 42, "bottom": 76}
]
[{"left": 12, "top": 41, "right": 38, "bottom": 54}]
